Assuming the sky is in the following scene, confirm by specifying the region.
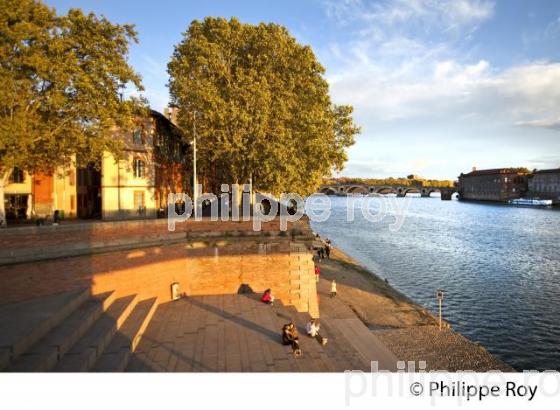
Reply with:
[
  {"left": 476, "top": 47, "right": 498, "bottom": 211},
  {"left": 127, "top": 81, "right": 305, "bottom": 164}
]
[{"left": 45, "top": 0, "right": 560, "bottom": 180}]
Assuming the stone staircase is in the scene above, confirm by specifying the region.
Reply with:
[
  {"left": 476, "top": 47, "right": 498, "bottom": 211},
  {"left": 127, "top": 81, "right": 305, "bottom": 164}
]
[
  {"left": 0, "top": 289, "right": 157, "bottom": 372},
  {"left": 128, "top": 293, "right": 398, "bottom": 372},
  {"left": 1, "top": 291, "right": 397, "bottom": 372}
]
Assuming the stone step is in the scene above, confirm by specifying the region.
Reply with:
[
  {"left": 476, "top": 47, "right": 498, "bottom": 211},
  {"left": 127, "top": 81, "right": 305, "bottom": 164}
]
[
  {"left": 325, "top": 318, "right": 398, "bottom": 371},
  {"left": 264, "top": 317, "right": 295, "bottom": 372},
  {"left": 126, "top": 293, "right": 399, "bottom": 373},
  {"left": 281, "top": 306, "right": 335, "bottom": 372},
  {"left": 241, "top": 298, "right": 273, "bottom": 372},
  {"left": 92, "top": 297, "right": 158, "bottom": 372},
  {"left": 268, "top": 302, "right": 321, "bottom": 372},
  {"left": 0, "top": 288, "right": 90, "bottom": 369},
  {"left": 282, "top": 301, "right": 368, "bottom": 371},
  {"left": 53, "top": 295, "right": 138, "bottom": 372},
  {"left": 320, "top": 319, "right": 368, "bottom": 371},
  {"left": 273, "top": 301, "right": 296, "bottom": 325},
  {"left": 7, "top": 292, "right": 115, "bottom": 372}
]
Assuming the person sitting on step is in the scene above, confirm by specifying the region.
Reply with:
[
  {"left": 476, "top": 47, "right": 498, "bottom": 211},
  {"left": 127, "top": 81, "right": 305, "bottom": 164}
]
[
  {"left": 282, "top": 322, "right": 301, "bottom": 356},
  {"left": 261, "top": 288, "right": 275, "bottom": 305},
  {"left": 306, "top": 319, "right": 328, "bottom": 345}
]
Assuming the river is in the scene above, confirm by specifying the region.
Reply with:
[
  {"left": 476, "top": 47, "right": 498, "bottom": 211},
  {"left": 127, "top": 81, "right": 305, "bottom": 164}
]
[{"left": 308, "top": 194, "right": 560, "bottom": 371}]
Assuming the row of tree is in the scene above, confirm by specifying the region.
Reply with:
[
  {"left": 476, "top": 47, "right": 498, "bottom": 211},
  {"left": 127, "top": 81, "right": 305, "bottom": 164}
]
[{"left": 0, "top": 1, "right": 359, "bottom": 225}]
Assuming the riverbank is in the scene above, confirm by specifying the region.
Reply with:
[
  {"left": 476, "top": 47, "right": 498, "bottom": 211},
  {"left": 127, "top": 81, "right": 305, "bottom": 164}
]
[{"left": 314, "top": 241, "right": 514, "bottom": 372}]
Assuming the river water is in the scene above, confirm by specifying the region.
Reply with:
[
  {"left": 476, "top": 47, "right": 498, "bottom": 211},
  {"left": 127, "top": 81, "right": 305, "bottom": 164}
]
[{"left": 308, "top": 194, "right": 560, "bottom": 371}]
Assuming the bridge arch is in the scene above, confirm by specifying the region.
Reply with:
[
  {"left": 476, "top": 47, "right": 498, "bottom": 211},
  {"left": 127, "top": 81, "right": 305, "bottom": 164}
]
[
  {"left": 346, "top": 185, "right": 368, "bottom": 195},
  {"left": 400, "top": 187, "right": 421, "bottom": 196},
  {"left": 374, "top": 187, "right": 397, "bottom": 195},
  {"left": 319, "top": 187, "right": 338, "bottom": 195},
  {"left": 420, "top": 188, "right": 440, "bottom": 197}
]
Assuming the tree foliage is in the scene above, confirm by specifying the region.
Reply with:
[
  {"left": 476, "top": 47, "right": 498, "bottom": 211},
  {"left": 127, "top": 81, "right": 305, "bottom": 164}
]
[
  {"left": 0, "top": 0, "right": 146, "bottom": 173},
  {"left": 324, "top": 176, "right": 456, "bottom": 188},
  {"left": 168, "top": 17, "right": 359, "bottom": 195}
]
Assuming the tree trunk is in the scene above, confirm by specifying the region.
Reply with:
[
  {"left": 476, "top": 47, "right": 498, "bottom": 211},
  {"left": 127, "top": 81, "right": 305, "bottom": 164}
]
[{"left": 231, "top": 182, "right": 241, "bottom": 221}]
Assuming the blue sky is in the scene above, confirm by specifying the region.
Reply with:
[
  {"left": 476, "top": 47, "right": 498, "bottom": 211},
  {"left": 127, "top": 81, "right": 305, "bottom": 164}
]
[{"left": 46, "top": 0, "right": 560, "bottom": 180}]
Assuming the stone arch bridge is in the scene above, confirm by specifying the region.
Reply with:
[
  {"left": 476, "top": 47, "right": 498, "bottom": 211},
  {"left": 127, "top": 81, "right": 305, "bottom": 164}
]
[{"left": 318, "top": 184, "right": 458, "bottom": 200}]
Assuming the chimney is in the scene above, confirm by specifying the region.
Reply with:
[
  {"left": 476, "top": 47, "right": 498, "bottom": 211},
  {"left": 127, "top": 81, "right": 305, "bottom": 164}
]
[{"left": 472, "top": 166, "right": 477, "bottom": 172}]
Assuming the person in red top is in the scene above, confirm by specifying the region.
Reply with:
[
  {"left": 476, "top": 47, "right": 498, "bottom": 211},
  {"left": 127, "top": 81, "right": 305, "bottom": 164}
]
[
  {"left": 261, "top": 288, "right": 274, "bottom": 305},
  {"left": 314, "top": 265, "right": 320, "bottom": 283}
]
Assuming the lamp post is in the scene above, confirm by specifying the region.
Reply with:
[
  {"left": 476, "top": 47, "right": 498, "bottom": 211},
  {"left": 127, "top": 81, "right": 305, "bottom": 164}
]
[
  {"left": 437, "top": 289, "right": 444, "bottom": 330},
  {"left": 192, "top": 111, "right": 197, "bottom": 219}
]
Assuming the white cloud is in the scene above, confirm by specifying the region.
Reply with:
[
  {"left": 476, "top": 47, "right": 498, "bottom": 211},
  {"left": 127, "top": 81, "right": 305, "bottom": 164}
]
[
  {"left": 330, "top": 57, "right": 560, "bottom": 126},
  {"left": 137, "top": 55, "right": 170, "bottom": 111},
  {"left": 378, "top": 37, "right": 430, "bottom": 57},
  {"left": 438, "top": 0, "right": 495, "bottom": 29},
  {"left": 143, "top": 88, "right": 169, "bottom": 112},
  {"left": 324, "top": 0, "right": 495, "bottom": 31},
  {"left": 320, "top": 0, "right": 560, "bottom": 178},
  {"left": 142, "top": 56, "right": 167, "bottom": 80},
  {"left": 522, "top": 15, "right": 560, "bottom": 46},
  {"left": 322, "top": 0, "right": 560, "bottom": 129},
  {"left": 516, "top": 117, "right": 560, "bottom": 131}
]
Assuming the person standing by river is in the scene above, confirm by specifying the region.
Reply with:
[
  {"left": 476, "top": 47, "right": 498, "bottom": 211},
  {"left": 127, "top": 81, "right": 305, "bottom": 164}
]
[{"left": 330, "top": 280, "right": 337, "bottom": 298}]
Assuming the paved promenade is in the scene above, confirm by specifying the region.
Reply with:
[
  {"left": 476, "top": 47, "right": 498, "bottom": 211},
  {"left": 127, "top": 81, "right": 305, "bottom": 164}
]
[{"left": 127, "top": 291, "right": 398, "bottom": 372}]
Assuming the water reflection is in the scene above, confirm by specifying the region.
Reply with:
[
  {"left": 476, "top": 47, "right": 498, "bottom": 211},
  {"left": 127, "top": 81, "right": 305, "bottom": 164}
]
[{"left": 310, "top": 195, "right": 560, "bottom": 371}]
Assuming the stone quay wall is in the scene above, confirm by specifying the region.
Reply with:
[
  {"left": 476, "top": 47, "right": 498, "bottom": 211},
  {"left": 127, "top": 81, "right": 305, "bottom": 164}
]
[{"left": 0, "top": 218, "right": 319, "bottom": 318}]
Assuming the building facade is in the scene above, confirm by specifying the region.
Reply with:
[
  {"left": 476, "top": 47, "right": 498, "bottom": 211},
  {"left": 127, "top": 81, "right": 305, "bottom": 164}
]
[
  {"left": 458, "top": 168, "right": 529, "bottom": 202},
  {"left": 528, "top": 168, "right": 560, "bottom": 204},
  {"left": 2, "top": 110, "right": 188, "bottom": 224},
  {"left": 3, "top": 168, "right": 78, "bottom": 223}
]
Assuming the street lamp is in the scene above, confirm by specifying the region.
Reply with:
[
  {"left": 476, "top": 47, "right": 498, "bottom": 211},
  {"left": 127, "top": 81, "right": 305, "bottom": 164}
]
[
  {"left": 437, "top": 289, "right": 444, "bottom": 330},
  {"left": 192, "top": 111, "right": 197, "bottom": 219}
]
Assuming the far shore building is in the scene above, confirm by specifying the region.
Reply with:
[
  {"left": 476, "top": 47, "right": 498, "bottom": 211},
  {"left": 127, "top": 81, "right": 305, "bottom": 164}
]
[
  {"left": 528, "top": 168, "right": 560, "bottom": 204},
  {"left": 458, "top": 167, "right": 529, "bottom": 202},
  {"left": 3, "top": 110, "right": 189, "bottom": 223}
]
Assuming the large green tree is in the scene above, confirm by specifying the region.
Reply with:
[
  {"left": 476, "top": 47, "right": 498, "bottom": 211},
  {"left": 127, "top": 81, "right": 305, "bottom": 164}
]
[
  {"left": 0, "top": 0, "right": 145, "bottom": 225},
  {"left": 168, "top": 17, "right": 359, "bottom": 196}
]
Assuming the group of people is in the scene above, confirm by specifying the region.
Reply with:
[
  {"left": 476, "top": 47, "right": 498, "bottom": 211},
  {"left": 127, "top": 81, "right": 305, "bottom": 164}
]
[
  {"left": 260, "top": 234, "right": 339, "bottom": 357},
  {"left": 260, "top": 289, "right": 330, "bottom": 357},
  {"left": 315, "top": 238, "right": 332, "bottom": 260},
  {"left": 281, "top": 318, "right": 328, "bottom": 356}
]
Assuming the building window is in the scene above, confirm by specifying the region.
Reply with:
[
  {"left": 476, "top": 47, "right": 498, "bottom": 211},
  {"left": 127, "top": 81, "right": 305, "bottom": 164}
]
[
  {"left": 68, "top": 170, "right": 75, "bottom": 186},
  {"left": 9, "top": 168, "right": 25, "bottom": 183},
  {"left": 133, "top": 159, "right": 145, "bottom": 178},
  {"left": 132, "top": 128, "right": 143, "bottom": 145},
  {"left": 134, "top": 190, "right": 145, "bottom": 212}
]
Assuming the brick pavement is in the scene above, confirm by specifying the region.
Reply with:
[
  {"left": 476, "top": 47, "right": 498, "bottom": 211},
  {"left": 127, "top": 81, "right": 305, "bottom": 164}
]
[{"left": 127, "top": 293, "right": 398, "bottom": 372}]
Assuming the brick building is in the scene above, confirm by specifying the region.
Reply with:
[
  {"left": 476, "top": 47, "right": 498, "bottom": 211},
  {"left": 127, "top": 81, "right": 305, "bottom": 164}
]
[
  {"left": 2, "top": 110, "right": 189, "bottom": 223},
  {"left": 94, "top": 109, "right": 189, "bottom": 220},
  {"left": 528, "top": 168, "right": 560, "bottom": 204},
  {"left": 458, "top": 168, "right": 529, "bottom": 202}
]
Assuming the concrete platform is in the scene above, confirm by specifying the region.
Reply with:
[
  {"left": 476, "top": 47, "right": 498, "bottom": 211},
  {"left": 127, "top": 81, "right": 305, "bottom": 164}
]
[
  {"left": 127, "top": 293, "right": 398, "bottom": 372},
  {"left": 0, "top": 282, "right": 399, "bottom": 372}
]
